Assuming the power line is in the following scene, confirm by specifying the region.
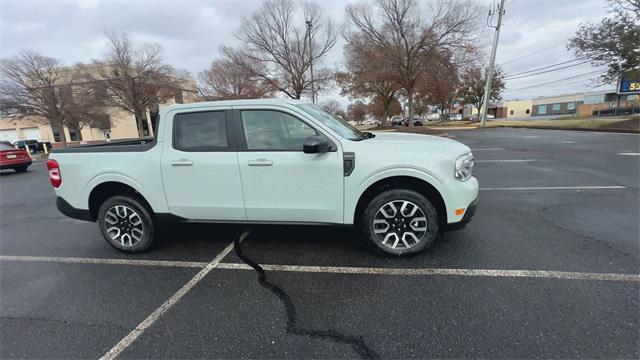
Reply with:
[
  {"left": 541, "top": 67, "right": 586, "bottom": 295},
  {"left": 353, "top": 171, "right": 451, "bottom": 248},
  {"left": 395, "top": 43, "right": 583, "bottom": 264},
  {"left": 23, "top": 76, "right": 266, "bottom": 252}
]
[
  {"left": 507, "top": 78, "right": 604, "bottom": 94},
  {"left": 505, "top": 60, "right": 592, "bottom": 80},
  {"left": 499, "top": 41, "right": 566, "bottom": 66},
  {"left": 507, "top": 69, "right": 605, "bottom": 91},
  {"left": 504, "top": 58, "right": 587, "bottom": 78}
]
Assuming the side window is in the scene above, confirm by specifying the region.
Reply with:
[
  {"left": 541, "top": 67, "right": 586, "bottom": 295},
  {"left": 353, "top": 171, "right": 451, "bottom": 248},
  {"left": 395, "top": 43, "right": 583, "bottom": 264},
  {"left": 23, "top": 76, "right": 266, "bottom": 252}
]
[
  {"left": 173, "top": 111, "right": 228, "bottom": 151},
  {"left": 241, "top": 110, "right": 317, "bottom": 151}
]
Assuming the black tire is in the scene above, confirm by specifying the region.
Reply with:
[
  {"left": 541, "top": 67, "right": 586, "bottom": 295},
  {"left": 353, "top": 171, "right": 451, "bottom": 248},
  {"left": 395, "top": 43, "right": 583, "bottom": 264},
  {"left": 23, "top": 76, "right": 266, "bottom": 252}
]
[
  {"left": 14, "top": 165, "right": 28, "bottom": 173},
  {"left": 97, "top": 195, "right": 156, "bottom": 253},
  {"left": 361, "top": 189, "right": 439, "bottom": 256}
]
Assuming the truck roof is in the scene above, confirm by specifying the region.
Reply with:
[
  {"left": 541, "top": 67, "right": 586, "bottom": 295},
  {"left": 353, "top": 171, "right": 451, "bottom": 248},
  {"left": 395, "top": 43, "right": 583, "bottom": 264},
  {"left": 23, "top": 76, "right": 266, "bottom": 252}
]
[{"left": 163, "top": 98, "right": 312, "bottom": 111}]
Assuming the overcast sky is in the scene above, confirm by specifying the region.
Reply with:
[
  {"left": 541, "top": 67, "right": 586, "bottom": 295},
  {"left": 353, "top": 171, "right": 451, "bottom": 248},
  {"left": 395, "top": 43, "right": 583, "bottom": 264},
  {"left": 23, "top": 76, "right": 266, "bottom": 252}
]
[{"left": 0, "top": 0, "right": 614, "bottom": 107}]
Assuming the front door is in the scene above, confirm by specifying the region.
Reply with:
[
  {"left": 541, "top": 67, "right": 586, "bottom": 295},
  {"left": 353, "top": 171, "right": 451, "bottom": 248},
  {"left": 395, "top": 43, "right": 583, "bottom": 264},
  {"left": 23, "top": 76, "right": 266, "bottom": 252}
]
[
  {"left": 235, "top": 108, "right": 344, "bottom": 224},
  {"left": 161, "top": 109, "right": 246, "bottom": 221}
]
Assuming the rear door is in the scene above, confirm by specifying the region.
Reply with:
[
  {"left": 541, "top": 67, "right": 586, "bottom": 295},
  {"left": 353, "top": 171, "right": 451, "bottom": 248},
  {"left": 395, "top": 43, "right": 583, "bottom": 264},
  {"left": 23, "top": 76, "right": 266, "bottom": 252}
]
[
  {"left": 161, "top": 109, "right": 246, "bottom": 221},
  {"left": 234, "top": 107, "right": 344, "bottom": 224}
]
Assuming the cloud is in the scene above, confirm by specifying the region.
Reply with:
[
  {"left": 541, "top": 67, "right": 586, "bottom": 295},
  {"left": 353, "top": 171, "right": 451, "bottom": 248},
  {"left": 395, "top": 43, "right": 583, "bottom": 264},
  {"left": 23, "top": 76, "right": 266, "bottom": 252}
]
[{"left": 0, "top": 0, "right": 613, "bottom": 103}]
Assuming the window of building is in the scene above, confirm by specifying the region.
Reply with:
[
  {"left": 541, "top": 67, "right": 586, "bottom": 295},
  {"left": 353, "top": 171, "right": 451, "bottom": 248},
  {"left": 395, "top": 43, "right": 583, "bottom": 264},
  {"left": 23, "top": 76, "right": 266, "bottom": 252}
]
[
  {"left": 526, "top": 109, "right": 530, "bottom": 114},
  {"left": 510, "top": 110, "right": 514, "bottom": 115},
  {"left": 584, "top": 94, "right": 605, "bottom": 104},
  {"left": 567, "top": 102, "right": 576, "bottom": 110},
  {"left": 173, "top": 111, "right": 228, "bottom": 151},
  {"left": 52, "top": 126, "right": 61, "bottom": 142},
  {"left": 241, "top": 110, "right": 317, "bottom": 151},
  {"left": 93, "top": 84, "right": 107, "bottom": 102},
  {"left": 552, "top": 104, "right": 561, "bottom": 111},
  {"left": 68, "top": 128, "right": 80, "bottom": 141},
  {"left": 174, "top": 90, "right": 184, "bottom": 104},
  {"left": 538, "top": 105, "right": 547, "bottom": 114}
]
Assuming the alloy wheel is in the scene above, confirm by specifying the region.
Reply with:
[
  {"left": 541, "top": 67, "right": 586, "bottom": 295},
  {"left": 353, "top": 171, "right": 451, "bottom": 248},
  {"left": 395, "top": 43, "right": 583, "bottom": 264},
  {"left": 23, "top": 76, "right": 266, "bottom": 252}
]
[
  {"left": 372, "top": 200, "right": 427, "bottom": 250},
  {"left": 104, "top": 205, "right": 144, "bottom": 247}
]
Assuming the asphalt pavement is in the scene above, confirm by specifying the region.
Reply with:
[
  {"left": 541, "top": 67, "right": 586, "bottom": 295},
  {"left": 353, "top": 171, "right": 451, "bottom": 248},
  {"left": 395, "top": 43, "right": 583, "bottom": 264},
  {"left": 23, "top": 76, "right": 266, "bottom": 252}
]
[{"left": 1, "top": 127, "right": 638, "bottom": 359}]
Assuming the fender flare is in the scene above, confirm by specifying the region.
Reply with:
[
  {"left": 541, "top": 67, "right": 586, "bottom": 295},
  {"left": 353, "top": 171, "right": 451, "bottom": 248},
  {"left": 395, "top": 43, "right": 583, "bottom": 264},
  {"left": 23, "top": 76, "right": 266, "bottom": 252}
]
[
  {"left": 85, "top": 172, "right": 168, "bottom": 213},
  {"left": 345, "top": 167, "right": 452, "bottom": 224}
]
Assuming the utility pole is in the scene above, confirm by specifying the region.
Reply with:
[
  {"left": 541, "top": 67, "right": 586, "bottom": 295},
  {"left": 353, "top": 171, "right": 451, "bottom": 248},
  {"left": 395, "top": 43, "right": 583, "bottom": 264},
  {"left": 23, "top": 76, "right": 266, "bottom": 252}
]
[
  {"left": 306, "top": 20, "right": 316, "bottom": 103},
  {"left": 480, "top": 0, "right": 505, "bottom": 127}
]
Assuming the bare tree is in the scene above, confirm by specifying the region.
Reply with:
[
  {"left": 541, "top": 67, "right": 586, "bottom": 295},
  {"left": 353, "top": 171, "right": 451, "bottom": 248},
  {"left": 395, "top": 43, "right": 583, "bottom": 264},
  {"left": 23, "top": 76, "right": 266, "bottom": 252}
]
[
  {"left": 88, "top": 32, "right": 184, "bottom": 138},
  {"left": 416, "top": 50, "right": 459, "bottom": 120},
  {"left": 0, "top": 51, "right": 103, "bottom": 147},
  {"left": 369, "top": 96, "right": 402, "bottom": 122},
  {"left": 345, "top": 0, "right": 480, "bottom": 127},
  {"left": 339, "top": 34, "right": 401, "bottom": 126},
  {"left": 457, "top": 64, "right": 505, "bottom": 116},
  {"left": 348, "top": 100, "right": 368, "bottom": 122},
  {"left": 319, "top": 99, "right": 344, "bottom": 115},
  {"left": 235, "top": 0, "right": 338, "bottom": 99},
  {"left": 198, "top": 47, "right": 273, "bottom": 100}
]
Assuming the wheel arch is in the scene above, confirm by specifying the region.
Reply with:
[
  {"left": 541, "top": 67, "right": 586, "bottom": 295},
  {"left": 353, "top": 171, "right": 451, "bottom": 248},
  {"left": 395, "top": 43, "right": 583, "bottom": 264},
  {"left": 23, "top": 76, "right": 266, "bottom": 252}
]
[
  {"left": 352, "top": 175, "right": 448, "bottom": 228},
  {"left": 88, "top": 181, "right": 154, "bottom": 221}
]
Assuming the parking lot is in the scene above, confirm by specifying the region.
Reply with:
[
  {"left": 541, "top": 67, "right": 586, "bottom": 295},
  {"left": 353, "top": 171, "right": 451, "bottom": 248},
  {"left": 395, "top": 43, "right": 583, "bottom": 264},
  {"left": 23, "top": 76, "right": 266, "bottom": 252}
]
[{"left": 1, "top": 127, "right": 638, "bottom": 359}]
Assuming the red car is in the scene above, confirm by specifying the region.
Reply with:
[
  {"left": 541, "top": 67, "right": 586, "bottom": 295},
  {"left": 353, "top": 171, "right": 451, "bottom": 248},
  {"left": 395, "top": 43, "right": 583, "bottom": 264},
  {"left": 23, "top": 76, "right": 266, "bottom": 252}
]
[{"left": 0, "top": 142, "right": 32, "bottom": 172}]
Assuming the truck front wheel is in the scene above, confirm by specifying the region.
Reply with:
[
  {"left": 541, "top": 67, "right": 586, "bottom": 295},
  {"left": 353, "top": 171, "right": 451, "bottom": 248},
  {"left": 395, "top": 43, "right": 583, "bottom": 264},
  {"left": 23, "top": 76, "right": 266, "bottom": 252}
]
[
  {"left": 361, "top": 189, "right": 439, "bottom": 256},
  {"left": 97, "top": 195, "right": 156, "bottom": 253}
]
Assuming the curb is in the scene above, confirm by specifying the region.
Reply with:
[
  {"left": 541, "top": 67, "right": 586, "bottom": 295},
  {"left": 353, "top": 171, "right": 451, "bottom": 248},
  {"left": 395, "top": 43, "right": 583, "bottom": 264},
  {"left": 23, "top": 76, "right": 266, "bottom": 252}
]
[{"left": 493, "top": 125, "right": 639, "bottom": 134}]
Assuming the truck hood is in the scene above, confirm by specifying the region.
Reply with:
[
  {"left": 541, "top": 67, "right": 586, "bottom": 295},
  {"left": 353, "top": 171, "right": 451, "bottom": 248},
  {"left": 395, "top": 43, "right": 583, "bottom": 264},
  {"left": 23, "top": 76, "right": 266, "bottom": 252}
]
[{"left": 360, "top": 131, "right": 471, "bottom": 155}]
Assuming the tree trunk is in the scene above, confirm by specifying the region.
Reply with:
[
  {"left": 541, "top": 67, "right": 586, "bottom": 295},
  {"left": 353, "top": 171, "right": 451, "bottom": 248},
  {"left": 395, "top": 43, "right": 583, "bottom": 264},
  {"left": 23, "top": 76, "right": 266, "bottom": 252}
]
[
  {"left": 57, "top": 119, "right": 67, "bottom": 148},
  {"left": 379, "top": 101, "right": 389, "bottom": 128},
  {"left": 407, "top": 92, "right": 415, "bottom": 128},
  {"left": 134, "top": 110, "right": 146, "bottom": 138}
]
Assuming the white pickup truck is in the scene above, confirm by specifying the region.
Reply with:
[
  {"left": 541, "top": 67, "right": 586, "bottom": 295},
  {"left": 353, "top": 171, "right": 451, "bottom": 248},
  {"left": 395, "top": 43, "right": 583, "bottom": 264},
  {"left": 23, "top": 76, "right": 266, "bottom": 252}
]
[{"left": 49, "top": 99, "right": 477, "bottom": 256}]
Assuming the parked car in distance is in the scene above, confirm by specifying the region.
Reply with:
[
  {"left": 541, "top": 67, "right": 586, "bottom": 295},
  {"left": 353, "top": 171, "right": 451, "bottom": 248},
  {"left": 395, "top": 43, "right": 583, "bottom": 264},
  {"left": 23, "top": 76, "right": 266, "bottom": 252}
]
[
  {"left": 13, "top": 139, "right": 50, "bottom": 153},
  {"left": 49, "top": 99, "right": 478, "bottom": 257},
  {"left": 362, "top": 119, "right": 379, "bottom": 126},
  {"left": 403, "top": 115, "right": 423, "bottom": 127},
  {"left": 0, "top": 142, "right": 32, "bottom": 172},
  {"left": 425, "top": 113, "right": 441, "bottom": 121},
  {"left": 450, "top": 114, "right": 463, "bottom": 121},
  {"left": 390, "top": 116, "right": 403, "bottom": 126}
]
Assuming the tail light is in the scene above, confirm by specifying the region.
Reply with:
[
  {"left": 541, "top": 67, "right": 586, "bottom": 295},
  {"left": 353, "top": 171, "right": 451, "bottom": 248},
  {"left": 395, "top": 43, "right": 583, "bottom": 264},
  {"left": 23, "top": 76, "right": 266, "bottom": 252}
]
[{"left": 46, "top": 159, "right": 62, "bottom": 188}]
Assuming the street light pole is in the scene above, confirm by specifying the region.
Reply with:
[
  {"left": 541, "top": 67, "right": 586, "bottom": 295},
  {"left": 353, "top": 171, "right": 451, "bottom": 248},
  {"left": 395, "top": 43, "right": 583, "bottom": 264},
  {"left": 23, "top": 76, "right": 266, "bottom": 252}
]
[
  {"left": 480, "top": 0, "right": 505, "bottom": 127},
  {"left": 306, "top": 20, "right": 315, "bottom": 103}
]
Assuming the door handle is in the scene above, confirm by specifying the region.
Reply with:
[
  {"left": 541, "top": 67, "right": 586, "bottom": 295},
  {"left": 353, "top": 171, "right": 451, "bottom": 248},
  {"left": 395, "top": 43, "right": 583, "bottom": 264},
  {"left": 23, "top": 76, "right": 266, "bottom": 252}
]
[
  {"left": 171, "top": 159, "right": 195, "bottom": 166},
  {"left": 248, "top": 159, "right": 273, "bottom": 166}
]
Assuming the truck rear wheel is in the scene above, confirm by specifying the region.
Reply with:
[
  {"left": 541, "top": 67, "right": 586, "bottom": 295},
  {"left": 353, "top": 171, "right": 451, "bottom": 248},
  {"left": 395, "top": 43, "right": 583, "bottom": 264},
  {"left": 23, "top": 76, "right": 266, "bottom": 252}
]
[
  {"left": 361, "top": 189, "right": 439, "bottom": 256},
  {"left": 97, "top": 195, "right": 156, "bottom": 253}
]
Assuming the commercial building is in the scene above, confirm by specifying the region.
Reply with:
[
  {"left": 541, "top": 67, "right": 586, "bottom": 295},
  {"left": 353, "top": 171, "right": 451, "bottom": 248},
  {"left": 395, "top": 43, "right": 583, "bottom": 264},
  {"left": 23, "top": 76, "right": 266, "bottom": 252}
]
[
  {"left": 504, "top": 100, "right": 532, "bottom": 118},
  {"left": 0, "top": 66, "right": 198, "bottom": 146},
  {"left": 498, "top": 90, "right": 639, "bottom": 119}
]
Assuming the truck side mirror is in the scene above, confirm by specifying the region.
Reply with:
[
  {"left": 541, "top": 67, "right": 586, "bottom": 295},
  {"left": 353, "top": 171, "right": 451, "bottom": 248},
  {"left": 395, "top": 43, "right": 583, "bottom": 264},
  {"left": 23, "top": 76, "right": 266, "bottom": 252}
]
[{"left": 303, "top": 135, "right": 329, "bottom": 154}]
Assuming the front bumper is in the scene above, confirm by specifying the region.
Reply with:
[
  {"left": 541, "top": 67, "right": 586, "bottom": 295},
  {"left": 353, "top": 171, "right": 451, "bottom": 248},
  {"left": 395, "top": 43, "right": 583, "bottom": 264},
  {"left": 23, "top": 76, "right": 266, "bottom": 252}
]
[{"left": 445, "top": 197, "right": 478, "bottom": 231}]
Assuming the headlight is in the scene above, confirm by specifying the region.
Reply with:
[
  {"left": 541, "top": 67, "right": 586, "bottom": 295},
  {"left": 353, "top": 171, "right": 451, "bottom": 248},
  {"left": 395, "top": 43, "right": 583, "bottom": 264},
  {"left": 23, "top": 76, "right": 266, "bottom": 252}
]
[{"left": 454, "top": 152, "right": 474, "bottom": 181}]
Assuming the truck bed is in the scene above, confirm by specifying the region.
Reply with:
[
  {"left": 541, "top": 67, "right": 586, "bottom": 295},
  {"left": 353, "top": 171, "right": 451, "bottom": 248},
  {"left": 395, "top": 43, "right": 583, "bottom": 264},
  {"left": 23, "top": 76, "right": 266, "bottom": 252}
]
[{"left": 52, "top": 138, "right": 156, "bottom": 153}]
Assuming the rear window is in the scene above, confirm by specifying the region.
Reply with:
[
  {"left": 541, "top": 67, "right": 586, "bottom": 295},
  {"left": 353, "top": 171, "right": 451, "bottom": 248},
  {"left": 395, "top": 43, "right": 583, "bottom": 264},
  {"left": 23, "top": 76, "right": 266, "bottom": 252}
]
[
  {"left": 0, "top": 143, "right": 14, "bottom": 150},
  {"left": 173, "top": 111, "right": 229, "bottom": 151}
]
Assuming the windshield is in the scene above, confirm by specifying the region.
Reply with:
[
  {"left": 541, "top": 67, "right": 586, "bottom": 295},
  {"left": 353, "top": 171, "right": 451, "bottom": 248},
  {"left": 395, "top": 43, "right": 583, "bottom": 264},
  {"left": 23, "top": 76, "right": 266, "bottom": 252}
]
[{"left": 295, "top": 103, "right": 366, "bottom": 141}]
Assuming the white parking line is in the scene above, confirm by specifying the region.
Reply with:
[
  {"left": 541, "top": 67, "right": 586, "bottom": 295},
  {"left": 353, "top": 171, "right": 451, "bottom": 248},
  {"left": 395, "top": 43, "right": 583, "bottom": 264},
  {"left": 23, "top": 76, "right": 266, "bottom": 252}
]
[
  {"left": 618, "top": 152, "right": 640, "bottom": 156},
  {"left": 0, "top": 255, "right": 207, "bottom": 268},
  {"left": 217, "top": 263, "right": 639, "bottom": 282},
  {"left": 99, "top": 229, "right": 251, "bottom": 360},
  {"left": 2, "top": 254, "right": 636, "bottom": 283},
  {"left": 475, "top": 159, "right": 537, "bottom": 163},
  {"left": 480, "top": 186, "right": 627, "bottom": 191}
]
